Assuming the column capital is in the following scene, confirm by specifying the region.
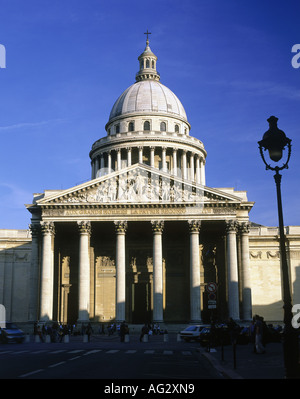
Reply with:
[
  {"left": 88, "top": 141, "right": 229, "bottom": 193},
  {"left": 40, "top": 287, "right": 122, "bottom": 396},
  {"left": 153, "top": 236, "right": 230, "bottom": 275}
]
[
  {"left": 151, "top": 220, "right": 164, "bottom": 233},
  {"left": 77, "top": 221, "right": 91, "bottom": 235},
  {"left": 225, "top": 219, "right": 238, "bottom": 233},
  {"left": 29, "top": 223, "right": 40, "bottom": 237},
  {"left": 40, "top": 221, "right": 55, "bottom": 235},
  {"left": 114, "top": 221, "right": 128, "bottom": 234},
  {"left": 188, "top": 220, "right": 201, "bottom": 233},
  {"left": 239, "top": 221, "right": 251, "bottom": 234}
]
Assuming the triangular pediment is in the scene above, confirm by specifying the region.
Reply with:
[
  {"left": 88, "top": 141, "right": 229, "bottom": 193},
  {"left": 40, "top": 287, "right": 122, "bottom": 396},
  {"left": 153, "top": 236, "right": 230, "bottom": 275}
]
[{"left": 36, "top": 163, "right": 246, "bottom": 207}]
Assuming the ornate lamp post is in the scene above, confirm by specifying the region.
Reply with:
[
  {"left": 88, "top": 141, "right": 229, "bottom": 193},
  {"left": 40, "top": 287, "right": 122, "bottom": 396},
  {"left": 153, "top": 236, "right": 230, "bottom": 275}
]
[{"left": 258, "top": 116, "right": 299, "bottom": 379}]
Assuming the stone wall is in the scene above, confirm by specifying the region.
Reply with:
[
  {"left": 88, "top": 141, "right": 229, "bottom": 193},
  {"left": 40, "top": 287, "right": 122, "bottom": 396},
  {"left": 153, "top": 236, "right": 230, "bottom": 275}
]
[
  {"left": 249, "top": 226, "right": 300, "bottom": 322},
  {"left": 0, "top": 229, "right": 32, "bottom": 323}
]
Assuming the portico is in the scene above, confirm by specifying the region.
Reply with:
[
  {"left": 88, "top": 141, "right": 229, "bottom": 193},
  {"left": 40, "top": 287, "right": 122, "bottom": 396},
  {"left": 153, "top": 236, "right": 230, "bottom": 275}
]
[{"left": 28, "top": 164, "right": 253, "bottom": 326}]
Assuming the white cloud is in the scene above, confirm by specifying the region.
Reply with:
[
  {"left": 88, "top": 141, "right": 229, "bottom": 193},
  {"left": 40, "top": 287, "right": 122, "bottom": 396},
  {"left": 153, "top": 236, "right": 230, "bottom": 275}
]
[{"left": 0, "top": 119, "right": 65, "bottom": 132}]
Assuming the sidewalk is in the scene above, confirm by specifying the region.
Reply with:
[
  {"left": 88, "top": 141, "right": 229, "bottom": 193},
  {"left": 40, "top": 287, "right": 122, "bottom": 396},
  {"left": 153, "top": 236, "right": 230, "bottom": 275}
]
[{"left": 199, "top": 342, "right": 286, "bottom": 379}]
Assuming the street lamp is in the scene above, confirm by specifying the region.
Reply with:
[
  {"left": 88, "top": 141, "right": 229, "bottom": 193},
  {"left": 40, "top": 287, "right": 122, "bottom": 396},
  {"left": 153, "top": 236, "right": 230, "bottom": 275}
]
[{"left": 258, "top": 116, "right": 299, "bottom": 379}]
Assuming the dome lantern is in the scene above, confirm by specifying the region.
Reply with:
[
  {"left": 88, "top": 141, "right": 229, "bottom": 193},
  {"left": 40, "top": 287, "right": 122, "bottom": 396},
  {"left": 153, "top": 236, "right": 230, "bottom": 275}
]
[{"left": 136, "top": 31, "right": 160, "bottom": 82}]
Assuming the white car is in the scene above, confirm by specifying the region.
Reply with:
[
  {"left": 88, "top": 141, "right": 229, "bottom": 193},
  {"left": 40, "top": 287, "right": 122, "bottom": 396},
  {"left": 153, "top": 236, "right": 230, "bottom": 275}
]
[{"left": 179, "top": 325, "right": 210, "bottom": 342}]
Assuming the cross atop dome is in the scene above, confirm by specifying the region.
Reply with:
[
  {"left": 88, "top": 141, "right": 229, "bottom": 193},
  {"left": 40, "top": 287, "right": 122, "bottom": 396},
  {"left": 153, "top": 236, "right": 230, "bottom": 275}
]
[
  {"left": 144, "top": 29, "right": 151, "bottom": 44},
  {"left": 136, "top": 31, "right": 160, "bottom": 82}
]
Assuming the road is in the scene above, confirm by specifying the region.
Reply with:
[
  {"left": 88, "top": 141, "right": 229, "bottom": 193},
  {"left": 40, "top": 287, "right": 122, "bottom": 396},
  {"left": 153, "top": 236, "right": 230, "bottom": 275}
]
[{"left": 0, "top": 333, "right": 223, "bottom": 382}]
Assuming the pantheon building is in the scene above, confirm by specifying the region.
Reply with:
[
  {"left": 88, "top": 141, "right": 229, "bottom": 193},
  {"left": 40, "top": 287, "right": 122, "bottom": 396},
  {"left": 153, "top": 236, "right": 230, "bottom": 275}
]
[{"left": 1, "top": 38, "right": 300, "bottom": 329}]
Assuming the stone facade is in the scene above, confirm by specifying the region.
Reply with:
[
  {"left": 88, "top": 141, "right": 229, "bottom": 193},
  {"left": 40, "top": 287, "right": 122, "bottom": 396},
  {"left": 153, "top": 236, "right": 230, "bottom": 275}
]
[{"left": 1, "top": 38, "right": 299, "bottom": 328}]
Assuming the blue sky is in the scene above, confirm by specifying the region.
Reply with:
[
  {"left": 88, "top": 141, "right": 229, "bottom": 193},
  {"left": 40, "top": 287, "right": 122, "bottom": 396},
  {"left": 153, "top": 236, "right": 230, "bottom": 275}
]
[{"left": 0, "top": 0, "right": 300, "bottom": 229}]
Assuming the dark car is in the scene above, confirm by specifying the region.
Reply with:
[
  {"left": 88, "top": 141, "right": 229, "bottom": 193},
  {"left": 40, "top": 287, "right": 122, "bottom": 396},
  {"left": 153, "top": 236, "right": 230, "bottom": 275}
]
[{"left": 0, "top": 322, "right": 25, "bottom": 344}]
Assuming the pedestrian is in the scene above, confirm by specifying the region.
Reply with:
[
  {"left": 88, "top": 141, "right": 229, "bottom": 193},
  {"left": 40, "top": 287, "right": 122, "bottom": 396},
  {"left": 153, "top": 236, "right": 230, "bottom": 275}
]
[
  {"left": 254, "top": 315, "right": 265, "bottom": 354},
  {"left": 86, "top": 322, "right": 93, "bottom": 342},
  {"left": 208, "top": 320, "right": 216, "bottom": 350},
  {"left": 140, "top": 323, "right": 149, "bottom": 342},
  {"left": 227, "top": 317, "right": 239, "bottom": 345},
  {"left": 250, "top": 317, "right": 256, "bottom": 353},
  {"left": 120, "top": 321, "right": 126, "bottom": 342},
  {"left": 37, "top": 325, "right": 44, "bottom": 342}
]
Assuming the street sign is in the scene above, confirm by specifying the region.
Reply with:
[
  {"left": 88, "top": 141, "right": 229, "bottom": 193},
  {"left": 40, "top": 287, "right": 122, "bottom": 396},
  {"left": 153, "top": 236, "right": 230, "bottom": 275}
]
[
  {"left": 208, "top": 300, "right": 217, "bottom": 309},
  {"left": 208, "top": 293, "right": 216, "bottom": 301},
  {"left": 206, "top": 282, "right": 217, "bottom": 293}
]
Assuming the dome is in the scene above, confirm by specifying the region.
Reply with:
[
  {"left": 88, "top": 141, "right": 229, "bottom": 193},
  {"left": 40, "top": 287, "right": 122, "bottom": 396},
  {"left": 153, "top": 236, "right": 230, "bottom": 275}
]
[{"left": 108, "top": 80, "right": 188, "bottom": 122}]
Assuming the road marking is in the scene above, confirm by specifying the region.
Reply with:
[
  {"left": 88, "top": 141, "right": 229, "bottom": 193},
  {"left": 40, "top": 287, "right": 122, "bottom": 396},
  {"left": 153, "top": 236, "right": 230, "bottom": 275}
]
[
  {"left": 125, "top": 350, "right": 137, "bottom": 354},
  {"left": 182, "top": 351, "right": 192, "bottom": 355},
  {"left": 83, "top": 349, "right": 102, "bottom": 355},
  {"left": 69, "top": 356, "right": 82, "bottom": 361},
  {"left": 68, "top": 350, "right": 84, "bottom": 354},
  {"left": 19, "top": 369, "right": 44, "bottom": 378},
  {"left": 106, "top": 350, "right": 119, "bottom": 354},
  {"left": 163, "top": 350, "right": 173, "bottom": 355},
  {"left": 32, "top": 350, "right": 48, "bottom": 354},
  {"left": 49, "top": 361, "right": 66, "bottom": 368},
  {"left": 12, "top": 350, "right": 29, "bottom": 354},
  {"left": 50, "top": 350, "right": 66, "bottom": 354}
]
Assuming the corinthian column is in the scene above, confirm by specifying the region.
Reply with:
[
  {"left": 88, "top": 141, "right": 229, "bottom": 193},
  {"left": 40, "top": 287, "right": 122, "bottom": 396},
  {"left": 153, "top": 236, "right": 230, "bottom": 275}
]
[
  {"left": 189, "top": 153, "right": 195, "bottom": 182},
  {"left": 239, "top": 222, "right": 252, "bottom": 320},
  {"left": 40, "top": 221, "right": 55, "bottom": 321},
  {"left": 226, "top": 220, "right": 240, "bottom": 320},
  {"left": 151, "top": 220, "right": 164, "bottom": 322},
  {"left": 172, "top": 149, "right": 178, "bottom": 176},
  {"left": 195, "top": 156, "right": 201, "bottom": 184},
  {"left": 28, "top": 223, "right": 40, "bottom": 321},
  {"left": 127, "top": 147, "right": 132, "bottom": 167},
  {"left": 150, "top": 147, "right": 155, "bottom": 168},
  {"left": 117, "top": 149, "right": 122, "bottom": 171},
  {"left": 114, "top": 221, "right": 127, "bottom": 322},
  {"left": 188, "top": 220, "right": 202, "bottom": 323},
  {"left": 138, "top": 146, "right": 143, "bottom": 164},
  {"left": 162, "top": 147, "right": 167, "bottom": 172},
  {"left": 182, "top": 150, "right": 187, "bottom": 179},
  {"left": 77, "top": 221, "right": 91, "bottom": 323},
  {"left": 200, "top": 158, "right": 206, "bottom": 186},
  {"left": 108, "top": 150, "right": 112, "bottom": 173}
]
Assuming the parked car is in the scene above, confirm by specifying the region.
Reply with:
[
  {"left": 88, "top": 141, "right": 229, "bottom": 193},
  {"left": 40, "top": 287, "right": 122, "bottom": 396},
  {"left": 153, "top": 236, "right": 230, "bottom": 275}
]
[
  {"left": 179, "top": 325, "right": 210, "bottom": 342},
  {"left": 0, "top": 322, "right": 25, "bottom": 344}
]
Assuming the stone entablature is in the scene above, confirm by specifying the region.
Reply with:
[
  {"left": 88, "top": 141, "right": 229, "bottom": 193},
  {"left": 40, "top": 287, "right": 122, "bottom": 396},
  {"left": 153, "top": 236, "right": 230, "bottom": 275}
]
[
  {"left": 91, "top": 130, "right": 204, "bottom": 152},
  {"left": 26, "top": 165, "right": 252, "bottom": 224}
]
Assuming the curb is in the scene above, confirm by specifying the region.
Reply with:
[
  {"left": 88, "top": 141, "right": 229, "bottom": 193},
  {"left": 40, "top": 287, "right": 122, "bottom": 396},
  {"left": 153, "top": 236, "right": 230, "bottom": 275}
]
[{"left": 197, "top": 348, "right": 244, "bottom": 379}]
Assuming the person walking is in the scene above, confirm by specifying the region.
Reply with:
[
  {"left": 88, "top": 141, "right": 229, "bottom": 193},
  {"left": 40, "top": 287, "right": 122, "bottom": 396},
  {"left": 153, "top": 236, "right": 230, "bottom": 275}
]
[
  {"left": 254, "top": 315, "right": 265, "bottom": 354},
  {"left": 86, "top": 322, "right": 93, "bottom": 342},
  {"left": 120, "top": 321, "right": 127, "bottom": 342},
  {"left": 140, "top": 323, "right": 149, "bottom": 342}
]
